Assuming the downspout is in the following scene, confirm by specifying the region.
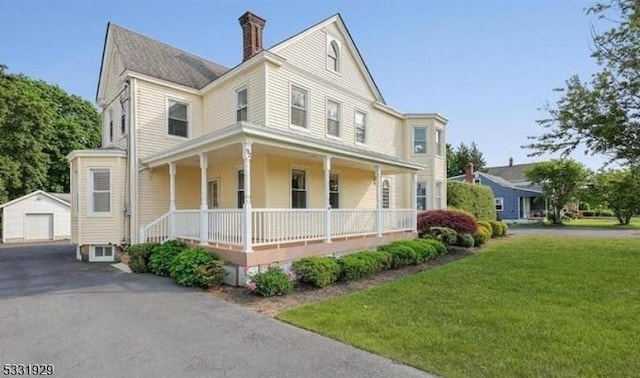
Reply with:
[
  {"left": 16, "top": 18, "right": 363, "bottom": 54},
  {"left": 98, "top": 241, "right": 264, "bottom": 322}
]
[{"left": 129, "top": 78, "right": 139, "bottom": 243}]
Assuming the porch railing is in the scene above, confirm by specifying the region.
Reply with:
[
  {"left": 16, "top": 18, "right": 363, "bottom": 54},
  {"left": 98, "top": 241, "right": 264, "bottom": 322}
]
[
  {"left": 141, "top": 208, "right": 415, "bottom": 249},
  {"left": 208, "top": 209, "right": 243, "bottom": 246},
  {"left": 252, "top": 209, "right": 326, "bottom": 246}
]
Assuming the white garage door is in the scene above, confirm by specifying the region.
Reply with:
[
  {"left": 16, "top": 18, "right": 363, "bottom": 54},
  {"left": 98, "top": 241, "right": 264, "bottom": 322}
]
[{"left": 25, "top": 214, "right": 53, "bottom": 241}]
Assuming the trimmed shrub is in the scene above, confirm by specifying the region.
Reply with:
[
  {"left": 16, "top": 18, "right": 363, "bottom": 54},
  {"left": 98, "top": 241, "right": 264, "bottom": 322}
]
[
  {"left": 148, "top": 240, "right": 187, "bottom": 276},
  {"left": 447, "top": 181, "right": 497, "bottom": 221},
  {"left": 169, "top": 247, "right": 225, "bottom": 288},
  {"left": 582, "top": 210, "right": 595, "bottom": 217},
  {"left": 426, "top": 227, "right": 458, "bottom": 245},
  {"left": 488, "top": 221, "right": 504, "bottom": 237},
  {"left": 500, "top": 221, "right": 509, "bottom": 235},
  {"left": 472, "top": 230, "right": 489, "bottom": 246},
  {"left": 127, "top": 243, "right": 157, "bottom": 273},
  {"left": 248, "top": 267, "right": 294, "bottom": 297},
  {"left": 417, "top": 209, "right": 478, "bottom": 237},
  {"left": 338, "top": 251, "right": 388, "bottom": 281},
  {"left": 478, "top": 221, "right": 493, "bottom": 238},
  {"left": 600, "top": 209, "right": 614, "bottom": 217},
  {"left": 292, "top": 257, "right": 341, "bottom": 288},
  {"left": 418, "top": 238, "right": 447, "bottom": 256},
  {"left": 378, "top": 243, "right": 421, "bottom": 268},
  {"left": 578, "top": 203, "right": 590, "bottom": 211},
  {"left": 456, "top": 233, "right": 475, "bottom": 248}
]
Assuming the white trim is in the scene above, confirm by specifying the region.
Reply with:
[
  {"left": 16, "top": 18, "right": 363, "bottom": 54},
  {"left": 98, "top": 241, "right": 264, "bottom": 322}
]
[
  {"left": 416, "top": 180, "right": 428, "bottom": 211},
  {"left": 404, "top": 112, "right": 449, "bottom": 124},
  {"left": 435, "top": 129, "right": 444, "bottom": 157},
  {"left": 107, "top": 109, "right": 114, "bottom": 144},
  {"left": 325, "top": 97, "right": 342, "bottom": 139},
  {"left": 412, "top": 126, "right": 428, "bottom": 155},
  {"left": 289, "top": 83, "right": 310, "bottom": 131},
  {"left": 289, "top": 165, "right": 309, "bottom": 209},
  {"left": 0, "top": 190, "right": 71, "bottom": 210},
  {"left": 199, "top": 51, "right": 284, "bottom": 94},
  {"left": 235, "top": 167, "right": 245, "bottom": 209},
  {"left": 435, "top": 181, "right": 444, "bottom": 210},
  {"left": 495, "top": 197, "right": 504, "bottom": 212},
  {"left": 90, "top": 245, "right": 115, "bottom": 262},
  {"left": 329, "top": 171, "right": 340, "bottom": 209},
  {"left": 207, "top": 178, "right": 220, "bottom": 209},
  {"left": 88, "top": 167, "right": 112, "bottom": 217},
  {"left": 165, "top": 96, "right": 191, "bottom": 139},
  {"left": 123, "top": 70, "right": 201, "bottom": 95},
  {"left": 67, "top": 149, "right": 126, "bottom": 161},
  {"left": 354, "top": 109, "right": 367, "bottom": 146},
  {"left": 234, "top": 84, "right": 249, "bottom": 123},
  {"left": 23, "top": 212, "right": 54, "bottom": 241},
  {"left": 325, "top": 33, "right": 342, "bottom": 74}
]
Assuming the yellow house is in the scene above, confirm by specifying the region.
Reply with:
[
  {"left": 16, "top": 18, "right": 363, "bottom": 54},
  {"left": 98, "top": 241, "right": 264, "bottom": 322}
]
[{"left": 68, "top": 12, "right": 448, "bottom": 281}]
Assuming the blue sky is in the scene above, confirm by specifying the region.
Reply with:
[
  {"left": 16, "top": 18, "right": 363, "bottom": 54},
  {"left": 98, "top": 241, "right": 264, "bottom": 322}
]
[{"left": 0, "top": 0, "right": 606, "bottom": 168}]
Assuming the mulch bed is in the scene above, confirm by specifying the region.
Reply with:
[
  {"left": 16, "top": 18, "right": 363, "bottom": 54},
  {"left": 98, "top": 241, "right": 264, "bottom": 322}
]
[{"left": 209, "top": 246, "right": 477, "bottom": 317}]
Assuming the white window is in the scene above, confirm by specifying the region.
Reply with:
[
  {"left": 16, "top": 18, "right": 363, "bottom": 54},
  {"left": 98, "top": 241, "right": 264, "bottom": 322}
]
[
  {"left": 120, "top": 106, "right": 127, "bottom": 135},
  {"left": 436, "top": 129, "right": 443, "bottom": 157},
  {"left": 382, "top": 179, "right": 390, "bottom": 209},
  {"left": 435, "top": 182, "right": 443, "bottom": 209},
  {"left": 496, "top": 197, "right": 504, "bottom": 211},
  {"left": 329, "top": 173, "right": 339, "bottom": 209},
  {"left": 208, "top": 179, "right": 219, "bottom": 209},
  {"left": 327, "top": 39, "right": 340, "bottom": 72},
  {"left": 108, "top": 110, "right": 113, "bottom": 143},
  {"left": 167, "top": 100, "right": 189, "bottom": 138},
  {"left": 417, "top": 181, "right": 427, "bottom": 210},
  {"left": 355, "top": 110, "right": 367, "bottom": 144},
  {"left": 327, "top": 100, "right": 340, "bottom": 137},
  {"left": 413, "top": 127, "right": 427, "bottom": 154},
  {"left": 236, "top": 87, "right": 248, "bottom": 122},
  {"left": 237, "top": 170, "right": 244, "bottom": 209},
  {"left": 91, "top": 245, "right": 114, "bottom": 262},
  {"left": 291, "top": 85, "right": 308, "bottom": 128},
  {"left": 90, "top": 169, "right": 110, "bottom": 214},
  {"left": 291, "top": 169, "right": 307, "bottom": 209}
]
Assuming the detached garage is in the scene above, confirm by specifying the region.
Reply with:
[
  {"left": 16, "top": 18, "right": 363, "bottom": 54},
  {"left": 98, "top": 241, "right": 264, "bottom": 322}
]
[{"left": 1, "top": 191, "right": 71, "bottom": 243}]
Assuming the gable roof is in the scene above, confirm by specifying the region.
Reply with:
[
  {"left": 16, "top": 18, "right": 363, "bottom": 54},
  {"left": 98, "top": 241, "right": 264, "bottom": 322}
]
[
  {"left": 97, "top": 23, "right": 229, "bottom": 99},
  {"left": 485, "top": 163, "right": 539, "bottom": 184},
  {"left": 448, "top": 172, "right": 543, "bottom": 194},
  {"left": 269, "top": 13, "right": 386, "bottom": 104},
  {"left": 0, "top": 190, "right": 71, "bottom": 210}
]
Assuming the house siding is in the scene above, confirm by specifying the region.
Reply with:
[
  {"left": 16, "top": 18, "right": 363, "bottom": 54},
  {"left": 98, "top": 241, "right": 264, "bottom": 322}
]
[{"left": 75, "top": 155, "right": 127, "bottom": 245}]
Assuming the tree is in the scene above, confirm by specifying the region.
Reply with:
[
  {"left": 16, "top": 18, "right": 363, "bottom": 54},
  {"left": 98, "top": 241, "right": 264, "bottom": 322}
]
[
  {"left": 590, "top": 168, "right": 640, "bottom": 224},
  {"left": 525, "top": 1, "right": 640, "bottom": 165},
  {"left": 525, "top": 159, "right": 588, "bottom": 224},
  {"left": 447, "top": 142, "right": 487, "bottom": 177},
  {"left": 0, "top": 65, "right": 100, "bottom": 201}
]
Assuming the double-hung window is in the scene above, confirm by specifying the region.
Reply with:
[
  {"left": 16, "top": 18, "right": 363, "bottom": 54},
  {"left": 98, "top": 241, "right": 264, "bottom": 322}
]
[
  {"left": 355, "top": 111, "right": 366, "bottom": 144},
  {"left": 495, "top": 197, "right": 504, "bottom": 211},
  {"left": 329, "top": 173, "right": 339, "bottom": 209},
  {"left": 236, "top": 87, "right": 248, "bottom": 122},
  {"left": 108, "top": 110, "right": 113, "bottom": 143},
  {"left": 291, "top": 86, "right": 308, "bottom": 128},
  {"left": 291, "top": 169, "right": 307, "bottom": 208},
  {"left": 327, "top": 40, "right": 340, "bottom": 72},
  {"left": 120, "top": 107, "right": 127, "bottom": 135},
  {"left": 413, "top": 127, "right": 427, "bottom": 154},
  {"left": 327, "top": 100, "right": 340, "bottom": 137},
  {"left": 436, "top": 129, "right": 443, "bottom": 156},
  {"left": 237, "top": 170, "right": 245, "bottom": 209},
  {"left": 168, "top": 100, "right": 189, "bottom": 138},
  {"left": 208, "top": 179, "right": 219, "bottom": 209},
  {"left": 416, "top": 181, "right": 427, "bottom": 210},
  {"left": 90, "top": 169, "right": 111, "bottom": 214},
  {"left": 382, "top": 179, "right": 390, "bottom": 209},
  {"left": 435, "top": 182, "right": 443, "bottom": 209}
]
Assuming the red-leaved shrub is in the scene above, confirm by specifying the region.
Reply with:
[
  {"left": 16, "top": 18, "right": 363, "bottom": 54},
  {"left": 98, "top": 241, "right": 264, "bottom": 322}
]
[{"left": 417, "top": 209, "right": 478, "bottom": 237}]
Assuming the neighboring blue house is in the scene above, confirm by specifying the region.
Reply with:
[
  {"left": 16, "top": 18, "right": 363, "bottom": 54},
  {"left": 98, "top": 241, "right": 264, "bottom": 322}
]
[{"left": 449, "top": 160, "right": 545, "bottom": 221}]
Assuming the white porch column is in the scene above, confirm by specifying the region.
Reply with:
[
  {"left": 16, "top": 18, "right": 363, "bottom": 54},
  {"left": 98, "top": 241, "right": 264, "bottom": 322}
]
[
  {"left": 375, "top": 165, "right": 382, "bottom": 237},
  {"left": 324, "top": 155, "right": 332, "bottom": 243},
  {"left": 199, "top": 153, "right": 208, "bottom": 246},
  {"left": 412, "top": 172, "right": 418, "bottom": 232},
  {"left": 242, "top": 143, "right": 253, "bottom": 252},
  {"left": 169, "top": 161, "right": 176, "bottom": 237}
]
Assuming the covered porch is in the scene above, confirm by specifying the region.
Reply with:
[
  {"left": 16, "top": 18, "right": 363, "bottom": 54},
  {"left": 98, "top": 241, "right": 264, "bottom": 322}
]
[{"left": 138, "top": 123, "right": 421, "bottom": 259}]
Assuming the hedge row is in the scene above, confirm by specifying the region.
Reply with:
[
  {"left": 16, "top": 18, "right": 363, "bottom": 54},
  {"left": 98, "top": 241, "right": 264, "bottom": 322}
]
[
  {"left": 447, "top": 181, "right": 497, "bottom": 221},
  {"left": 277, "top": 238, "right": 448, "bottom": 291},
  {"left": 128, "top": 240, "right": 225, "bottom": 289}
]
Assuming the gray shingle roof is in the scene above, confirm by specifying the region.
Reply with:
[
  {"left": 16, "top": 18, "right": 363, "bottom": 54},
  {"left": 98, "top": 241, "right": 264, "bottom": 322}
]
[
  {"left": 47, "top": 193, "right": 71, "bottom": 203},
  {"left": 109, "top": 23, "right": 229, "bottom": 89},
  {"left": 485, "top": 163, "right": 538, "bottom": 183}
]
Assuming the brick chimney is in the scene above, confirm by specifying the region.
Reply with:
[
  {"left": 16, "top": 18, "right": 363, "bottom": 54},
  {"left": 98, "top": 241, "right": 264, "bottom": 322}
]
[
  {"left": 464, "top": 163, "right": 474, "bottom": 183},
  {"left": 239, "top": 11, "right": 266, "bottom": 62},
  {"left": 509, "top": 157, "right": 513, "bottom": 167}
]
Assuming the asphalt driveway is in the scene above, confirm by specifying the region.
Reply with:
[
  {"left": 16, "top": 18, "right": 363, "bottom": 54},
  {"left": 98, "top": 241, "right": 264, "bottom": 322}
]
[
  {"left": 508, "top": 226, "right": 640, "bottom": 238},
  {"left": 0, "top": 243, "right": 431, "bottom": 378}
]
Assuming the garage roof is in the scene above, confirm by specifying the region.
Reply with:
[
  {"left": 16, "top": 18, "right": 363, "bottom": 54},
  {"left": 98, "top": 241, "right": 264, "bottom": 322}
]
[{"left": 0, "top": 190, "right": 71, "bottom": 209}]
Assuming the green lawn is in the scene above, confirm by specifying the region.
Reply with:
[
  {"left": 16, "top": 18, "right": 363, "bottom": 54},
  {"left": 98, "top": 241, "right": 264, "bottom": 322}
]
[
  {"left": 566, "top": 217, "right": 640, "bottom": 228},
  {"left": 278, "top": 236, "right": 640, "bottom": 378}
]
